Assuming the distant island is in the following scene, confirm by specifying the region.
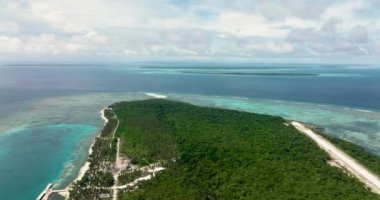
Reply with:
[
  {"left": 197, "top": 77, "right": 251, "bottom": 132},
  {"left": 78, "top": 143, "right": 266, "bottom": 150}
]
[
  {"left": 182, "top": 71, "right": 320, "bottom": 76},
  {"left": 46, "top": 99, "right": 380, "bottom": 200},
  {"left": 3, "top": 64, "right": 107, "bottom": 67}
]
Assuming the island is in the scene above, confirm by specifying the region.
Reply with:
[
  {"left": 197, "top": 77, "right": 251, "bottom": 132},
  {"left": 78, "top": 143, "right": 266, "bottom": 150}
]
[
  {"left": 50, "top": 99, "right": 380, "bottom": 200},
  {"left": 181, "top": 71, "right": 320, "bottom": 76}
]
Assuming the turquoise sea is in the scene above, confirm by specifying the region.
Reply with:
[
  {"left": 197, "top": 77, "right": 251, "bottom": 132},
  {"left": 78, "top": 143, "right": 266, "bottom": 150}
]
[{"left": 0, "top": 63, "right": 380, "bottom": 199}]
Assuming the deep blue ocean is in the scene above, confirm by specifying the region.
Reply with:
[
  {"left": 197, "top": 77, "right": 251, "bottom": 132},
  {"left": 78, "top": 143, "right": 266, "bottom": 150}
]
[{"left": 0, "top": 62, "right": 380, "bottom": 200}]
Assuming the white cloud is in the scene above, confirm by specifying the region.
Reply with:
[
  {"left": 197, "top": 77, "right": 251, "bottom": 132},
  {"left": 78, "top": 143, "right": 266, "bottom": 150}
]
[
  {"left": 208, "top": 12, "right": 288, "bottom": 37},
  {"left": 64, "top": 43, "right": 87, "bottom": 53},
  {"left": 0, "top": 31, "right": 109, "bottom": 56},
  {"left": 287, "top": 19, "right": 374, "bottom": 56},
  {"left": 323, "top": 0, "right": 367, "bottom": 20},
  {"left": 245, "top": 42, "right": 295, "bottom": 54},
  {"left": 277, "top": 18, "right": 319, "bottom": 29},
  {"left": 0, "top": 36, "right": 22, "bottom": 53},
  {"left": 322, "top": 0, "right": 373, "bottom": 31},
  {"left": 348, "top": 25, "right": 369, "bottom": 43},
  {"left": 0, "top": 0, "right": 380, "bottom": 61},
  {"left": 0, "top": 21, "right": 20, "bottom": 34}
]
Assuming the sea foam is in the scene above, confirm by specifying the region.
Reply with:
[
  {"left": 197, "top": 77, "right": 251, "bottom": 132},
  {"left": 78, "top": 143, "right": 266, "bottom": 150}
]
[{"left": 145, "top": 93, "right": 168, "bottom": 99}]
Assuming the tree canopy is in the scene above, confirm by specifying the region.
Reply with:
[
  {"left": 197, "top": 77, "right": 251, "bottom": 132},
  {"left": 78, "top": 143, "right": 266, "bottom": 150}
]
[{"left": 110, "top": 99, "right": 379, "bottom": 200}]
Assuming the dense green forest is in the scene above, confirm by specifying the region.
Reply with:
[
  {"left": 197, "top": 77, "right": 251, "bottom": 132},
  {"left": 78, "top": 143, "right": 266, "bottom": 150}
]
[{"left": 110, "top": 99, "right": 379, "bottom": 200}]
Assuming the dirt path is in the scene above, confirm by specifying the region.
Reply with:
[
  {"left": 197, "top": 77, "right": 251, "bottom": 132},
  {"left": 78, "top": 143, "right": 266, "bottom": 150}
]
[
  {"left": 111, "top": 110, "right": 120, "bottom": 200},
  {"left": 112, "top": 138, "right": 120, "bottom": 200},
  {"left": 292, "top": 122, "right": 380, "bottom": 195}
]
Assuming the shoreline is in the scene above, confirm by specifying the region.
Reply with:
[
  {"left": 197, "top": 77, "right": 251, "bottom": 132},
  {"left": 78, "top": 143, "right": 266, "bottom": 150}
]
[
  {"left": 36, "top": 108, "right": 110, "bottom": 200},
  {"left": 66, "top": 105, "right": 121, "bottom": 199},
  {"left": 59, "top": 108, "right": 109, "bottom": 195},
  {"left": 70, "top": 108, "right": 109, "bottom": 184}
]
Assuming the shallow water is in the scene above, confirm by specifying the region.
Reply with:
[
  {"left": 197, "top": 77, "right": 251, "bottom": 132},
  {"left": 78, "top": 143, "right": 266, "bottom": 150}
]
[
  {"left": 0, "top": 93, "right": 149, "bottom": 199},
  {"left": 0, "top": 124, "right": 95, "bottom": 199}
]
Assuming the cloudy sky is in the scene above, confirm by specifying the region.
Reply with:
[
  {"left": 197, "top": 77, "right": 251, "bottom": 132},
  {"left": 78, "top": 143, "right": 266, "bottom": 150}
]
[{"left": 1, "top": 0, "right": 380, "bottom": 63}]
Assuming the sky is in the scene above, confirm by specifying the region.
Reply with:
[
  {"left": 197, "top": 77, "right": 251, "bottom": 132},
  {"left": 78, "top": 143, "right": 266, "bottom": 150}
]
[{"left": 1, "top": 0, "right": 380, "bottom": 63}]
